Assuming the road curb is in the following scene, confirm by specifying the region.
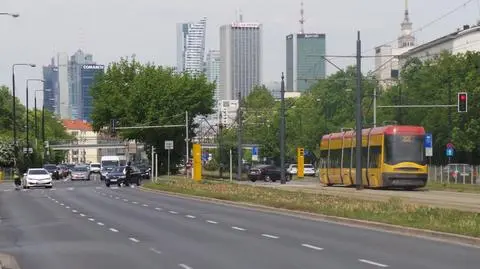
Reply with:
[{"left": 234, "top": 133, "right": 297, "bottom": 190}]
[
  {"left": 139, "top": 186, "right": 480, "bottom": 248},
  {"left": 0, "top": 253, "right": 20, "bottom": 269}
]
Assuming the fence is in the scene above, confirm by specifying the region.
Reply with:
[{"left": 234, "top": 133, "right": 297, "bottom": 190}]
[{"left": 428, "top": 165, "right": 480, "bottom": 185}]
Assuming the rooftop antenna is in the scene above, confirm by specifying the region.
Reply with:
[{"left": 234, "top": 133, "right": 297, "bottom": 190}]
[
  {"left": 239, "top": 9, "right": 243, "bottom": 22},
  {"left": 299, "top": 1, "right": 305, "bottom": 34}
]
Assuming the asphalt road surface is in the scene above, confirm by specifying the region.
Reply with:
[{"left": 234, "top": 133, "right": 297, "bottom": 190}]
[
  {"left": 0, "top": 179, "right": 479, "bottom": 269},
  {"left": 239, "top": 178, "right": 480, "bottom": 212}
]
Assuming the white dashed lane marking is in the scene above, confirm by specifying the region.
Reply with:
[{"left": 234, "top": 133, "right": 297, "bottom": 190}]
[
  {"left": 79, "top": 213, "right": 86, "bottom": 217},
  {"left": 142, "top": 204, "right": 149, "bottom": 207},
  {"left": 132, "top": 201, "right": 138, "bottom": 204},
  {"left": 358, "top": 259, "right": 389, "bottom": 268},
  {"left": 72, "top": 209, "right": 78, "bottom": 213},
  {"left": 261, "top": 234, "right": 279, "bottom": 239},
  {"left": 88, "top": 218, "right": 95, "bottom": 222},
  {"left": 169, "top": 211, "right": 178, "bottom": 214},
  {"left": 185, "top": 215, "right": 196, "bottom": 219},
  {"left": 155, "top": 207, "right": 162, "bottom": 211},
  {"left": 109, "top": 228, "right": 119, "bottom": 232},
  {"left": 129, "top": 237, "right": 140, "bottom": 243},
  {"left": 97, "top": 222, "right": 104, "bottom": 226},
  {"left": 206, "top": 220, "right": 218, "bottom": 224},
  {"left": 232, "top": 226, "right": 246, "bottom": 231},
  {"left": 178, "top": 264, "right": 193, "bottom": 269},
  {"left": 301, "top": 244, "right": 323, "bottom": 251},
  {"left": 149, "top": 248, "right": 162, "bottom": 255}
]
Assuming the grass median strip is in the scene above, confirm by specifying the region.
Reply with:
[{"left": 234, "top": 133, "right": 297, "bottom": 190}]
[{"left": 144, "top": 179, "right": 480, "bottom": 237}]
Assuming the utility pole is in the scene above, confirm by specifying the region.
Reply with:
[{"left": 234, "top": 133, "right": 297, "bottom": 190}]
[
  {"left": 373, "top": 87, "right": 377, "bottom": 127},
  {"left": 355, "top": 31, "right": 363, "bottom": 190},
  {"left": 280, "top": 72, "right": 286, "bottom": 184},
  {"left": 185, "top": 111, "right": 189, "bottom": 173},
  {"left": 237, "top": 91, "right": 243, "bottom": 181}
]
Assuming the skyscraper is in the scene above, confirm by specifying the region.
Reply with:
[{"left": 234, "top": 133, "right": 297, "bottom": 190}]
[
  {"left": 42, "top": 58, "right": 59, "bottom": 114},
  {"left": 176, "top": 17, "right": 207, "bottom": 74},
  {"left": 219, "top": 21, "right": 262, "bottom": 100},
  {"left": 57, "top": 53, "right": 70, "bottom": 119},
  {"left": 286, "top": 33, "right": 326, "bottom": 92},
  {"left": 205, "top": 50, "right": 221, "bottom": 103},
  {"left": 80, "top": 64, "right": 104, "bottom": 122},
  {"left": 69, "top": 49, "right": 95, "bottom": 120}
]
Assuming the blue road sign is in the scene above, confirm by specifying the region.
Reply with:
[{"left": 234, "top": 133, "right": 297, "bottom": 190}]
[
  {"left": 446, "top": 148, "right": 454, "bottom": 157},
  {"left": 424, "top": 133, "right": 432, "bottom": 148},
  {"left": 202, "top": 152, "right": 209, "bottom": 161},
  {"left": 252, "top": 147, "right": 258, "bottom": 156}
]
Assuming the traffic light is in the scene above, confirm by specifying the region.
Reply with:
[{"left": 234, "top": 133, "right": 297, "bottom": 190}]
[{"left": 457, "top": 92, "right": 468, "bottom": 112}]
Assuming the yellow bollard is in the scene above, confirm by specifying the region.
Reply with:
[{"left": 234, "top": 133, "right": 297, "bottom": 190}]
[
  {"left": 297, "top": 148, "right": 304, "bottom": 178},
  {"left": 193, "top": 144, "right": 202, "bottom": 182}
]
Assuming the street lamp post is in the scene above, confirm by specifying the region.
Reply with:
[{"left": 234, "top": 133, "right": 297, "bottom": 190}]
[
  {"left": 25, "top": 79, "right": 44, "bottom": 166},
  {"left": 280, "top": 72, "right": 286, "bottom": 184},
  {"left": 12, "top": 64, "right": 36, "bottom": 156}
]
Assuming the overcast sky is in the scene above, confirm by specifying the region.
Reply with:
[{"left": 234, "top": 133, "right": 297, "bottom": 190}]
[{"left": 1, "top": 0, "right": 479, "bottom": 107}]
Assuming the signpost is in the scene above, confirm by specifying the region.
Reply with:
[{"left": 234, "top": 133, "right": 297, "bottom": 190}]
[
  {"left": 164, "top": 140, "right": 174, "bottom": 177},
  {"left": 424, "top": 133, "right": 433, "bottom": 157},
  {"left": 252, "top": 147, "right": 258, "bottom": 161}
]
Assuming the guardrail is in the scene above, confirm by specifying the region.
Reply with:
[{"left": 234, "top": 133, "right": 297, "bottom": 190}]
[{"left": 428, "top": 165, "right": 479, "bottom": 184}]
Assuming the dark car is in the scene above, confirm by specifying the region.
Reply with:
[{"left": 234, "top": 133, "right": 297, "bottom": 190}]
[
  {"left": 248, "top": 164, "right": 290, "bottom": 182},
  {"left": 43, "top": 164, "right": 60, "bottom": 180},
  {"left": 137, "top": 164, "right": 151, "bottom": 179},
  {"left": 105, "top": 166, "right": 142, "bottom": 187}
]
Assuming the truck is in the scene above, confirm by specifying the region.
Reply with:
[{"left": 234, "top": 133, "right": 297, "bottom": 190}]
[{"left": 100, "top": 155, "right": 127, "bottom": 180}]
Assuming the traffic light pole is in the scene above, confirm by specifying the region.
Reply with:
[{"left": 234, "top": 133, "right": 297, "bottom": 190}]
[{"left": 377, "top": 105, "right": 457, "bottom": 108}]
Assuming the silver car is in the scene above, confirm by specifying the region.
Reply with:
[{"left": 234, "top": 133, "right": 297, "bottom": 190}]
[{"left": 70, "top": 166, "right": 90, "bottom": 181}]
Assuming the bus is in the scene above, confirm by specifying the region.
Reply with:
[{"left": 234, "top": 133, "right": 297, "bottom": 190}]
[{"left": 319, "top": 125, "right": 428, "bottom": 190}]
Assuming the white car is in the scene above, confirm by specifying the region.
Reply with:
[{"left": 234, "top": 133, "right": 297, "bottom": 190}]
[
  {"left": 89, "top": 163, "right": 101, "bottom": 173},
  {"left": 304, "top": 164, "right": 316, "bottom": 176},
  {"left": 23, "top": 168, "right": 53, "bottom": 189}
]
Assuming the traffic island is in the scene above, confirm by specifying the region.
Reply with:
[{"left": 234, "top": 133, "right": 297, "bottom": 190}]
[
  {"left": 0, "top": 253, "right": 20, "bottom": 269},
  {"left": 142, "top": 179, "right": 480, "bottom": 241}
]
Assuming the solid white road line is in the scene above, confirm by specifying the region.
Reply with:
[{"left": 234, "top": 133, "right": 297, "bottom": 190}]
[
  {"left": 206, "top": 220, "right": 218, "bottom": 224},
  {"left": 97, "top": 222, "right": 104, "bottom": 226},
  {"left": 178, "top": 264, "right": 193, "bottom": 269},
  {"left": 129, "top": 237, "right": 140, "bottom": 243},
  {"left": 149, "top": 248, "right": 162, "bottom": 255},
  {"left": 261, "top": 234, "right": 279, "bottom": 239},
  {"left": 185, "top": 215, "right": 196, "bottom": 219},
  {"left": 231, "top": 226, "right": 246, "bottom": 231},
  {"left": 358, "top": 259, "right": 389, "bottom": 268},
  {"left": 169, "top": 210, "right": 178, "bottom": 214},
  {"left": 109, "top": 228, "right": 119, "bottom": 232},
  {"left": 88, "top": 218, "right": 95, "bottom": 222},
  {"left": 301, "top": 244, "right": 324, "bottom": 251}
]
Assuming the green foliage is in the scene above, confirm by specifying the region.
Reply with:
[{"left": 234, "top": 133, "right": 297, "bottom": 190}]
[
  {"left": 0, "top": 85, "right": 71, "bottom": 169},
  {"left": 90, "top": 58, "right": 215, "bottom": 172}
]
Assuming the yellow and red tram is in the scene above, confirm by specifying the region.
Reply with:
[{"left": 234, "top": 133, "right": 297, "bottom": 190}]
[{"left": 319, "top": 125, "right": 428, "bottom": 189}]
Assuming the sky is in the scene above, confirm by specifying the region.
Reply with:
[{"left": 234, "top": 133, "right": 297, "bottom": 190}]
[{"left": 1, "top": 0, "right": 479, "bottom": 107}]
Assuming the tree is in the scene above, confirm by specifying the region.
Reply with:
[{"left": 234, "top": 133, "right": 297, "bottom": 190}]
[{"left": 90, "top": 58, "right": 215, "bottom": 173}]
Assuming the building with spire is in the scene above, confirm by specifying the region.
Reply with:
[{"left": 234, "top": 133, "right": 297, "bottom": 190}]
[
  {"left": 285, "top": 1, "right": 326, "bottom": 93},
  {"left": 374, "top": 0, "right": 416, "bottom": 88}
]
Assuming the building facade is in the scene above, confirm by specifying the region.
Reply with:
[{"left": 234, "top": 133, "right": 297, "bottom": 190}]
[
  {"left": 69, "top": 50, "right": 96, "bottom": 120},
  {"left": 176, "top": 17, "right": 207, "bottom": 74},
  {"left": 219, "top": 22, "right": 262, "bottom": 100},
  {"left": 57, "top": 53, "right": 70, "bottom": 119},
  {"left": 205, "top": 50, "right": 221, "bottom": 105},
  {"left": 62, "top": 119, "right": 99, "bottom": 164},
  {"left": 80, "top": 64, "right": 105, "bottom": 122},
  {"left": 286, "top": 33, "right": 326, "bottom": 92},
  {"left": 374, "top": 2, "right": 416, "bottom": 88},
  {"left": 42, "top": 58, "right": 59, "bottom": 114}
]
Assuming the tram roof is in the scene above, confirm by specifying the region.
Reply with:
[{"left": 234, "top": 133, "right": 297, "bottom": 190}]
[{"left": 322, "top": 125, "right": 425, "bottom": 140}]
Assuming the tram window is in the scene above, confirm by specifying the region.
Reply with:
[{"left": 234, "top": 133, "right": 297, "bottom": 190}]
[
  {"left": 368, "top": 146, "right": 381, "bottom": 168},
  {"left": 343, "top": 148, "right": 351, "bottom": 167}
]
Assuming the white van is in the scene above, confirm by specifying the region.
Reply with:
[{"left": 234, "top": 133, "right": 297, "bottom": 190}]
[{"left": 100, "top": 156, "right": 126, "bottom": 179}]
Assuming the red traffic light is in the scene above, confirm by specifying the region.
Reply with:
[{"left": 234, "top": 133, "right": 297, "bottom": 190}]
[
  {"left": 458, "top": 92, "right": 468, "bottom": 112},
  {"left": 460, "top": 94, "right": 466, "bottom": 101}
]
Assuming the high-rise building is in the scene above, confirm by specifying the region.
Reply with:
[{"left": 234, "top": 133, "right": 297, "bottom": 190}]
[
  {"left": 374, "top": 0, "right": 416, "bottom": 88},
  {"left": 176, "top": 17, "right": 207, "bottom": 74},
  {"left": 219, "top": 21, "right": 262, "bottom": 100},
  {"left": 205, "top": 50, "right": 221, "bottom": 103},
  {"left": 285, "top": 33, "right": 326, "bottom": 92},
  {"left": 57, "top": 53, "right": 70, "bottom": 119},
  {"left": 42, "top": 58, "right": 59, "bottom": 114},
  {"left": 80, "top": 64, "right": 104, "bottom": 122},
  {"left": 69, "top": 50, "right": 95, "bottom": 120}
]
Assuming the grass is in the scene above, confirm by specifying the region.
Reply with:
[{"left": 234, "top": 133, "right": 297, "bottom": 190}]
[
  {"left": 426, "top": 182, "right": 480, "bottom": 193},
  {"left": 144, "top": 178, "right": 480, "bottom": 237}
]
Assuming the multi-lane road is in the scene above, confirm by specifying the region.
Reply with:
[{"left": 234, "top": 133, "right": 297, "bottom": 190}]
[{"left": 0, "top": 179, "right": 478, "bottom": 269}]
